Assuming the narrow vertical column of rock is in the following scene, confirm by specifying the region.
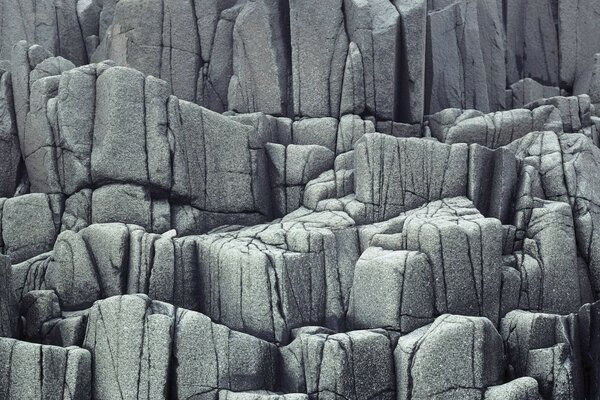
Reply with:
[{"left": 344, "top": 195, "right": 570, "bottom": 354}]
[
  {"left": 401, "top": 198, "right": 503, "bottom": 324},
  {"left": 559, "top": 0, "right": 600, "bottom": 93},
  {"left": 11, "top": 42, "right": 52, "bottom": 151},
  {"left": 0, "top": 0, "right": 88, "bottom": 65},
  {"left": 289, "top": 0, "right": 348, "bottom": 118},
  {"left": 0, "top": 61, "right": 20, "bottom": 198},
  {"left": 504, "top": 0, "right": 559, "bottom": 87},
  {"left": 559, "top": 133, "right": 600, "bottom": 300},
  {"left": 426, "top": 0, "right": 504, "bottom": 114},
  {"left": 200, "top": 4, "right": 242, "bottom": 112},
  {"left": 393, "top": 0, "right": 427, "bottom": 123},
  {"left": 91, "top": 66, "right": 148, "bottom": 186},
  {"left": 280, "top": 329, "right": 396, "bottom": 400},
  {"left": 0, "top": 338, "right": 91, "bottom": 400},
  {"left": 55, "top": 64, "right": 97, "bottom": 195},
  {"left": 347, "top": 247, "right": 435, "bottom": 332},
  {"left": 343, "top": 0, "right": 400, "bottom": 121},
  {"left": 517, "top": 200, "right": 588, "bottom": 314},
  {"left": 23, "top": 56, "right": 75, "bottom": 193},
  {"left": 229, "top": 0, "right": 290, "bottom": 116},
  {"left": 0, "top": 254, "right": 18, "bottom": 338},
  {"left": 395, "top": 314, "right": 505, "bottom": 400},
  {"left": 353, "top": 133, "right": 468, "bottom": 223}
]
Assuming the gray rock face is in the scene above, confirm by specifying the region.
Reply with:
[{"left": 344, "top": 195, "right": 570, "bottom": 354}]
[
  {"left": 3, "top": 1, "right": 600, "bottom": 399},
  {"left": 0, "top": 337, "right": 91, "bottom": 400}
]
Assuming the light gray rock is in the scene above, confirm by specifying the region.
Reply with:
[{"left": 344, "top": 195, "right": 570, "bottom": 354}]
[
  {"left": 426, "top": 0, "right": 504, "bottom": 113},
  {"left": 92, "top": 66, "right": 148, "bottom": 186},
  {"left": 354, "top": 133, "right": 468, "bottom": 223},
  {"left": 344, "top": 0, "right": 399, "bottom": 120},
  {"left": 401, "top": 198, "right": 503, "bottom": 324},
  {"left": 507, "top": 78, "right": 560, "bottom": 108},
  {"left": 230, "top": 0, "right": 289, "bottom": 116},
  {"left": 484, "top": 377, "right": 542, "bottom": 400},
  {"left": 396, "top": 314, "right": 504, "bottom": 400},
  {"left": 0, "top": 0, "right": 88, "bottom": 65},
  {"left": 428, "top": 106, "right": 562, "bottom": 148},
  {"left": 2, "top": 193, "right": 61, "bottom": 263},
  {"left": 281, "top": 329, "right": 395, "bottom": 400},
  {"left": 289, "top": 0, "right": 347, "bottom": 118},
  {"left": 339, "top": 42, "right": 366, "bottom": 116},
  {"left": 505, "top": 0, "right": 559, "bottom": 85},
  {"left": 0, "top": 338, "right": 91, "bottom": 400},
  {"left": 348, "top": 247, "right": 435, "bottom": 332}
]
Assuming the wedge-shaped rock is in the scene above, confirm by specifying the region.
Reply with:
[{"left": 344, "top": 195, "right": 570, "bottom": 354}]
[
  {"left": 280, "top": 329, "right": 395, "bottom": 400},
  {"left": 395, "top": 314, "right": 504, "bottom": 400},
  {"left": 0, "top": 338, "right": 91, "bottom": 400},
  {"left": 266, "top": 143, "right": 335, "bottom": 217}
]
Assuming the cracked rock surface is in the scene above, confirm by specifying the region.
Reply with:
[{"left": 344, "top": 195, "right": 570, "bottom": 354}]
[{"left": 2, "top": 1, "right": 600, "bottom": 399}]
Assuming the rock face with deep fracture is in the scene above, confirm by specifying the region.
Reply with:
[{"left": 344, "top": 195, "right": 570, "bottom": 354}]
[{"left": 2, "top": 1, "right": 600, "bottom": 400}]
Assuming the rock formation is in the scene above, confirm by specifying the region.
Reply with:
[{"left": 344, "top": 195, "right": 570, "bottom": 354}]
[{"left": 2, "top": 0, "right": 600, "bottom": 399}]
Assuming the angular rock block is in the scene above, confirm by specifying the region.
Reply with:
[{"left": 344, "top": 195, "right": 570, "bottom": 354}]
[
  {"left": 83, "top": 294, "right": 277, "bottom": 400},
  {"left": 354, "top": 133, "right": 468, "bottom": 223},
  {"left": 280, "top": 329, "right": 395, "bottom": 400},
  {"left": 230, "top": 0, "right": 290, "bottom": 116},
  {"left": 0, "top": 338, "right": 91, "bottom": 400},
  {"left": 484, "top": 377, "right": 542, "bottom": 400},
  {"left": 195, "top": 209, "right": 359, "bottom": 343},
  {"left": 395, "top": 314, "right": 504, "bottom": 400},
  {"left": 426, "top": 0, "right": 505, "bottom": 114},
  {"left": 507, "top": 78, "right": 560, "bottom": 109},
  {"left": 266, "top": 143, "right": 334, "bottom": 216},
  {"left": 401, "top": 197, "right": 503, "bottom": 324},
  {"left": 347, "top": 247, "right": 435, "bottom": 332},
  {"left": 289, "top": 0, "right": 347, "bottom": 118},
  {"left": 1, "top": 193, "right": 62, "bottom": 263},
  {"left": 428, "top": 106, "right": 562, "bottom": 148},
  {"left": 0, "top": 0, "right": 88, "bottom": 65}
]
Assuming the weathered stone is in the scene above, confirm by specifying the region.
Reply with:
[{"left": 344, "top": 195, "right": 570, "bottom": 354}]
[
  {"left": 0, "top": 338, "right": 91, "bottom": 400},
  {"left": 396, "top": 314, "right": 504, "bottom": 400}
]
